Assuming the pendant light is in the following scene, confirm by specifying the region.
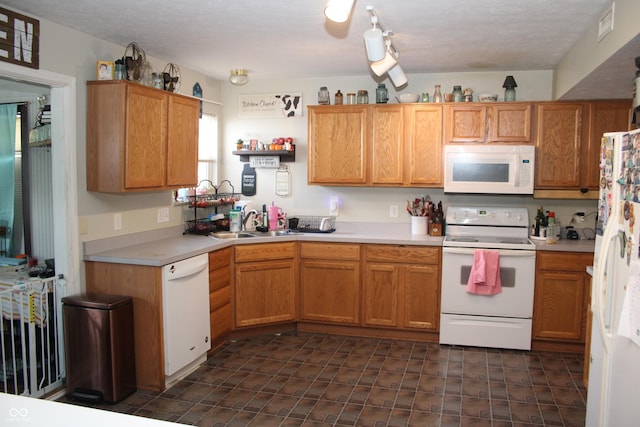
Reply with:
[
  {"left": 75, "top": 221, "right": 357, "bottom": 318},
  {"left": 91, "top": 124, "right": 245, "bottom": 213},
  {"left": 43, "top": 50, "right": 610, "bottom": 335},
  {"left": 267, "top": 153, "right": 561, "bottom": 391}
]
[
  {"left": 324, "top": 0, "right": 355, "bottom": 23},
  {"left": 229, "top": 69, "right": 249, "bottom": 86}
]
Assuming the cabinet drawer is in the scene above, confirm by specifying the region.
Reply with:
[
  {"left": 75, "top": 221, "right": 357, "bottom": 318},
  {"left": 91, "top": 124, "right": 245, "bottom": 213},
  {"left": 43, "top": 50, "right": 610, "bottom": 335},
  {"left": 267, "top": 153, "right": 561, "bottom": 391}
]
[
  {"left": 235, "top": 242, "right": 297, "bottom": 263},
  {"left": 210, "top": 285, "right": 231, "bottom": 311},
  {"left": 209, "top": 265, "right": 231, "bottom": 292},
  {"left": 537, "top": 251, "right": 593, "bottom": 272},
  {"left": 210, "top": 303, "right": 231, "bottom": 339},
  {"left": 366, "top": 244, "right": 440, "bottom": 264},
  {"left": 209, "top": 247, "right": 232, "bottom": 271},
  {"left": 300, "top": 242, "right": 360, "bottom": 260}
]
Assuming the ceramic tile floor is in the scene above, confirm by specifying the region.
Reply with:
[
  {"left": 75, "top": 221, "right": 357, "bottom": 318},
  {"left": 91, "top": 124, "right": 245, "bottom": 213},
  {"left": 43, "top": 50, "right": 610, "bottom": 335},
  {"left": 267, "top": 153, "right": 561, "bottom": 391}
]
[{"left": 60, "top": 331, "right": 587, "bottom": 426}]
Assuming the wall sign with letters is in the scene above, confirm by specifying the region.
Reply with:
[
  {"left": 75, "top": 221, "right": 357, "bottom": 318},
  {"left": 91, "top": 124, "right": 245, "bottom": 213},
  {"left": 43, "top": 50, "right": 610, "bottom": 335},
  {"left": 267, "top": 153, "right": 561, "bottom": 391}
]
[
  {"left": 239, "top": 93, "right": 302, "bottom": 118},
  {"left": 0, "top": 7, "right": 40, "bottom": 69}
]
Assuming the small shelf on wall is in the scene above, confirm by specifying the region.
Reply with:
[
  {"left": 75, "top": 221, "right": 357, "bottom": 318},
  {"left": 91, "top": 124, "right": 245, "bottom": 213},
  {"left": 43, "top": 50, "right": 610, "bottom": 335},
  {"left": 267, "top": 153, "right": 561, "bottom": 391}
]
[{"left": 232, "top": 150, "right": 296, "bottom": 162}]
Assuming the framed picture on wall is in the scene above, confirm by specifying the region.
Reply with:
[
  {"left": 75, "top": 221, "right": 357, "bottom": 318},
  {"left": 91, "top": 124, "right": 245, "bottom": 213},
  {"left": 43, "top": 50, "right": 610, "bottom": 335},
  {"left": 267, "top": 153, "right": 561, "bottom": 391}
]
[{"left": 96, "top": 60, "right": 114, "bottom": 80}]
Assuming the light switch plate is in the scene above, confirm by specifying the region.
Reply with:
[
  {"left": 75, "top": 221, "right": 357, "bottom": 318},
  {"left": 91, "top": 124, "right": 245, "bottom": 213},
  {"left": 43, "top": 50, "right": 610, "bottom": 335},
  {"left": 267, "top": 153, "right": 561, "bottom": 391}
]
[
  {"left": 113, "top": 213, "right": 122, "bottom": 231},
  {"left": 389, "top": 205, "right": 398, "bottom": 218},
  {"left": 157, "top": 207, "right": 170, "bottom": 223}
]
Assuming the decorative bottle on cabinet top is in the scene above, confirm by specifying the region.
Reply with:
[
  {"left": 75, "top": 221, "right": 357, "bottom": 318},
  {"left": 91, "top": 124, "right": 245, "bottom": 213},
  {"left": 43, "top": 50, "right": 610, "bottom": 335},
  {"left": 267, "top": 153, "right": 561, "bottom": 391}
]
[{"left": 433, "top": 85, "right": 443, "bottom": 103}]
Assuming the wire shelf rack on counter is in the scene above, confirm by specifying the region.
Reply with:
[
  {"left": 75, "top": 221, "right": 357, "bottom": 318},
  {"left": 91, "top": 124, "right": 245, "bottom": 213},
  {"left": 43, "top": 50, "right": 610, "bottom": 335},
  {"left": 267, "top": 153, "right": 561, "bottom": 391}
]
[
  {"left": 184, "top": 180, "right": 240, "bottom": 235},
  {"left": 289, "top": 216, "right": 336, "bottom": 233}
]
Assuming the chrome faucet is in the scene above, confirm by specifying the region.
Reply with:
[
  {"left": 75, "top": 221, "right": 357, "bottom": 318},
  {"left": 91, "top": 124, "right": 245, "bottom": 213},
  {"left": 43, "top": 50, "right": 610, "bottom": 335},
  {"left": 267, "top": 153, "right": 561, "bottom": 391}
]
[{"left": 241, "top": 209, "right": 258, "bottom": 231}]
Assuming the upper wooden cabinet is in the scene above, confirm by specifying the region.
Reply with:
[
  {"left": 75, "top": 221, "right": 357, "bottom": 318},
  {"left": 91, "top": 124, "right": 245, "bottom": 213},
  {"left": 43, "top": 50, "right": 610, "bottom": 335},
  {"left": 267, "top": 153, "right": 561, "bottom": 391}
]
[
  {"left": 308, "top": 104, "right": 443, "bottom": 187},
  {"left": 534, "top": 100, "right": 630, "bottom": 197},
  {"left": 535, "top": 102, "right": 584, "bottom": 189},
  {"left": 582, "top": 101, "right": 632, "bottom": 190},
  {"left": 308, "top": 105, "right": 369, "bottom": 185},
  {"left": 444, "top": 103, "right": 532, "bottom": 144},
  {"left": 87, "top": 81, "right": 199, "bottom": 192}
]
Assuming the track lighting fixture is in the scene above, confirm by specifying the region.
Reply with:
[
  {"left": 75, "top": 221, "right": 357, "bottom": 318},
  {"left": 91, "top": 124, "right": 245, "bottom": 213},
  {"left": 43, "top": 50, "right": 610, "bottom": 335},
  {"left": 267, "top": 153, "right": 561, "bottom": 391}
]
[
  {"left": 364, "top": 16, "right": 385, "bottom": 62},
  {"left": 387, "top": 63, "right": 408, "bottom": 88},
  {"left": 365, "top": 6, "right": 408, "bottom": 87},
  {"left": 324, "top": 0, "right": 355, "bottom": 23},
  {"left": 370, "top": 38, "right": 398, "bottom": 77},
  {"left": 229, "top": 69, "right": 249, "bottom": 86}
]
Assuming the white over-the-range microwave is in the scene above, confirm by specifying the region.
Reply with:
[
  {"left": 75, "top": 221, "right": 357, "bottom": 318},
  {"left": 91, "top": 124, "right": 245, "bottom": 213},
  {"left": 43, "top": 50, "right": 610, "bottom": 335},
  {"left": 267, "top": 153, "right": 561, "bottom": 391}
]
[{"left": 443, "top": 145, "right": 535, "bottom": 194}]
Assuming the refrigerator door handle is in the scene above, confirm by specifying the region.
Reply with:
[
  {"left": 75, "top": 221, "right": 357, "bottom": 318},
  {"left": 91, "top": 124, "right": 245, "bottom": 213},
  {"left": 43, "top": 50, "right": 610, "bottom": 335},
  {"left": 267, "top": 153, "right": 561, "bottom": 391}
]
[{"left": 595, "top": 230, "right": 618, "bottom": 351}]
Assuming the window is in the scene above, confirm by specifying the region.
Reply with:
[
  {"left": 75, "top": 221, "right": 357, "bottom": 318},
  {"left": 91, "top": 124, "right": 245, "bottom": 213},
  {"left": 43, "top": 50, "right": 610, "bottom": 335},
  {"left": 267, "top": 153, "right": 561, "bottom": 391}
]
[{"left": 175, "top": 113, "right": 218, "bottom": 202}]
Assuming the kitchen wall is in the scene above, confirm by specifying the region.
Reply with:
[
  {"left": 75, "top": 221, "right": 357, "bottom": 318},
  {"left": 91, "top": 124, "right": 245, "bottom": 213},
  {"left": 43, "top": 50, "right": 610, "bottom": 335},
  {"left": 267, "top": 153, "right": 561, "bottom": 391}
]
[{"left": 220, "top": 72, "right": 597, "bottom": 235}]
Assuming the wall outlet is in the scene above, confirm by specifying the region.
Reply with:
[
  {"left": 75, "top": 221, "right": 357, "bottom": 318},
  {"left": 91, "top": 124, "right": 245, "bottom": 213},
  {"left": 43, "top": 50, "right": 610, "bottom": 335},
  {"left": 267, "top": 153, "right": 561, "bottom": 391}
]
[
  {"left": 157, "top": 207, "right": 169, "bottom": 223},
  {"left": 329, "top": 196, "right": 339, "bottom": 216},
  {"left": 389, "top": 205, "right": 398, "bottom": 218},
  {"left": 113, "top": 213, "right": 122, "bottom": 231}
]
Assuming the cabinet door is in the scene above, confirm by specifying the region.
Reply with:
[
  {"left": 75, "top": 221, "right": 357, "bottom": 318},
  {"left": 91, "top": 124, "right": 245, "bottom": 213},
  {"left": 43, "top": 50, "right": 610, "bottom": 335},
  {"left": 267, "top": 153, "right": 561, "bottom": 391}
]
[
  {"left": 300, "top": 259, "right": 360, "bottom": 324},
  {"left": 166, "top": 95, "right": 199, "bottom": 188},
  {"left": 488, "top": 103, "right": 532, "bottom": 143},
  {"left": 533, "top": 270, "right": 587, "bottom": 341},
  {"left": 363, "top": 263, "right": 399, "bottom": 327},
  {"left": 582, "top": 101, "right": 631, "bottom": 190},
  {"left": 444, "top": 105, "right": 486, "bottom": 143},
  {"left": 209, "top": 247, "right": 232, "bottom": 345},
  {"left": 407, "top": 105, "right": 443, "bottom": 186},
  {"left": 308, "top": 106, "right": 369, "bottom": 185},
  {"left": 124, "top": 84, "right": 168, "bottom": 189},
  {"left": 371, "top": 105, "right": 404, "bottom": 185},
  {"left": 535, "top": 103, "right": 584, "bottom": 188},
  {"left": 235, "top": 260, "right": 297, "bottom": 327},
  {"left": 403, "top": 264, "right": 440, "bottom": 330}
]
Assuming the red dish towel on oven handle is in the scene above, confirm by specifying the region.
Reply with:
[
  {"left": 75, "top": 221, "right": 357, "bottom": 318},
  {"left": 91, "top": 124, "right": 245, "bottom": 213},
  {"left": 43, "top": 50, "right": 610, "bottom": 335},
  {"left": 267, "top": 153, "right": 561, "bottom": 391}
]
[{"left": 466, "top": 249, "right": 502, "bottom": 295}]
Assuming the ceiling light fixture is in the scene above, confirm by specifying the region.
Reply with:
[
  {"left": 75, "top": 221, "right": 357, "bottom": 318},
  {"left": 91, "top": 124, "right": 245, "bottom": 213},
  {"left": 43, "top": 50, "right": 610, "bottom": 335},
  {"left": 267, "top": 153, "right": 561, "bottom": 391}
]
[
  {"left": 365, "top": 6, "right": 407, "bottom": 88},
  {"left": 370, "top": 37, "right": 398, "bottom": 77},
  {"left": 229, "top": 69, "right": 249, "bottom": 86},
  {"left": 324, "top": 0, "right": 355, "bottom": 23},
  {"left": 364, "top": 16, "right": 385, "bottom": 62},
  {"left": 387, "top": 63, "right": 408, "bottom": 88}
]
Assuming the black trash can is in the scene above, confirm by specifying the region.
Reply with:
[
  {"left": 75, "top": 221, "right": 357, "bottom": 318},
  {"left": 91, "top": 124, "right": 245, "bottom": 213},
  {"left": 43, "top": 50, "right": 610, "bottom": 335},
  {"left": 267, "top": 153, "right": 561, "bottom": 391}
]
[{"left": 62, "top": 293, "right": 136, "bottom": 403}]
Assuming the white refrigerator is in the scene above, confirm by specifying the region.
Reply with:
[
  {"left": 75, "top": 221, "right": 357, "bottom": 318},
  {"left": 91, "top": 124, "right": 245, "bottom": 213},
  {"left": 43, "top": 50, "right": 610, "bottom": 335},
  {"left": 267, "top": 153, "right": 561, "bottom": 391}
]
[{"left": 587, "top": 128, "right": 640, "bottom": 426}]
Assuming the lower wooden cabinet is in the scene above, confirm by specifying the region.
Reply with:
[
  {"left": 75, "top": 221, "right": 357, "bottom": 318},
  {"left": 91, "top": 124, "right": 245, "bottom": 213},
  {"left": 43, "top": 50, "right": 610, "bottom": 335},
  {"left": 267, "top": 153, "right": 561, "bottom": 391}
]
[
  {"left": 533, "top": 251, "right": 593, "bottom": 345},
  {"left": 364, "top": 245, "right": 441, "bottom": 330},
  {"left": 299, "top": 242, "right": 361, "bottom": 324},
  {"left": 234, "top": 242, "right": 297, "bottom": 327},
  {"left": 208, "top": 247, "right": 232, "bottom": 349}
]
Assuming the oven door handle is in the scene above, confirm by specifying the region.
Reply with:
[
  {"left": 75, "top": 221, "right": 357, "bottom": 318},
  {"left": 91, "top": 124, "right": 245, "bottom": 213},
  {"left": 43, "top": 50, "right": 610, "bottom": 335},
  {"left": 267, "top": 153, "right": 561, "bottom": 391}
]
[{"left": 442, "top": 247, "right": 536, "bottom": 257}]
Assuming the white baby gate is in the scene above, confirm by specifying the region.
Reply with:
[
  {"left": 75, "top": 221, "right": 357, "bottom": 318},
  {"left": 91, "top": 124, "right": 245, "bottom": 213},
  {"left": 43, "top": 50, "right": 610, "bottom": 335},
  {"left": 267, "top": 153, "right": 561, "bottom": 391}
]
[{"left": 0, "top": 272, "right": 66, "bottom": 397}]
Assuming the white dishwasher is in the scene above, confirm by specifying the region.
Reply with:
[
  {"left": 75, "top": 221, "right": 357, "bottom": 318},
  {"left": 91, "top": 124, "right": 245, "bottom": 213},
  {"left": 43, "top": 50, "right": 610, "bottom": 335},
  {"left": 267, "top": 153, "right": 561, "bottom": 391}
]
[{"left": 162, "top": 253, "right": 211, "bottom": 381}]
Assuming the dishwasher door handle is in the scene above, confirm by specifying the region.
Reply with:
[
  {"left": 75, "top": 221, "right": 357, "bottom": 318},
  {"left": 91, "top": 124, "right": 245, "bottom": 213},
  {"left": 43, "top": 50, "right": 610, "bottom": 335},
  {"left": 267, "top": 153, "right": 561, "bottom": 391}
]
[{"left": 166, "top": 260, "right": 208, "bottom": 281}]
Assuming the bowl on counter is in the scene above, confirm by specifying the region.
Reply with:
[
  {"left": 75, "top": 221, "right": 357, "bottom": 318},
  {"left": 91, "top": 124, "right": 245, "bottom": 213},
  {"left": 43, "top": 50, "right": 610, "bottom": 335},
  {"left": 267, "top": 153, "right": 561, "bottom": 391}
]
[
  {"left": 478, "top": 94, "right": 499, "bottom": 102},
  {"left": 396, "top": 93, "right": 420, "bottom": 103}
]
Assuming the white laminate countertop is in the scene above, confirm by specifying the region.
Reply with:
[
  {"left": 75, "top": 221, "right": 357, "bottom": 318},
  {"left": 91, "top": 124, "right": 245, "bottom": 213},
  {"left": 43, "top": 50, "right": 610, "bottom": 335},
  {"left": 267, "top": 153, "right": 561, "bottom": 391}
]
[{"left": 83, "top": 222, "right": 595, "bottom": 267}]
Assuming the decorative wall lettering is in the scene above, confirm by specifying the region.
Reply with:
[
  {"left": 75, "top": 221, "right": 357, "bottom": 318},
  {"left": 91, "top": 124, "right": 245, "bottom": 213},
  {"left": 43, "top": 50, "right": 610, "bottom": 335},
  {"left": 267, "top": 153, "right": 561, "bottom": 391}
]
[
  {"left": 239, "top": 93, "right": 302, "bottom": 118},
  {"left": 0, "top": 7, "right": 40, "bottom": 69}
]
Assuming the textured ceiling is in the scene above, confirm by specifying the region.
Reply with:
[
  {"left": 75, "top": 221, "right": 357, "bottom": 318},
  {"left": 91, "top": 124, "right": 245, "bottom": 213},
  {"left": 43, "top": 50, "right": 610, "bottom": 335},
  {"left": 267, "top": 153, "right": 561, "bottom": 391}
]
[{"left": 0, "top": 0, "right": 636, "bottom": 99}]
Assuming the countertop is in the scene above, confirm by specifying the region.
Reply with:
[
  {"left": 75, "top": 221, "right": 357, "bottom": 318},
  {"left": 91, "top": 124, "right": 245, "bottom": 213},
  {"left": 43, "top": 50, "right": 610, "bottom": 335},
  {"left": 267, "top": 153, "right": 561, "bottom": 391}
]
[{"left": 83, "top": 222, "right": 595, "bottom": 267}]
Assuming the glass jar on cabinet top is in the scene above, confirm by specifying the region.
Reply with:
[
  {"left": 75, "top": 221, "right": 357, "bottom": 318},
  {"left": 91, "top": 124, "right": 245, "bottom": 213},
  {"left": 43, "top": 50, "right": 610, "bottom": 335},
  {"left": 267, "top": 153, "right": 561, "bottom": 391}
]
[
  {"left": 318, "top": 86, "right": 330, "bottom": 105},
  {"left": 432, "top": 85, "right": 443, "bottom": 103},
  {"left": 375, "top": 84, "right": 388, "bottom": 104},
  {"left": 452, "top": 86, "right": 463, "bottom": 102},
  {"left": 334, "top": 90, "right": 343, "bottom": 105},
  {"left": 357, "top": 90, "right": 369, "bottom": 104}
]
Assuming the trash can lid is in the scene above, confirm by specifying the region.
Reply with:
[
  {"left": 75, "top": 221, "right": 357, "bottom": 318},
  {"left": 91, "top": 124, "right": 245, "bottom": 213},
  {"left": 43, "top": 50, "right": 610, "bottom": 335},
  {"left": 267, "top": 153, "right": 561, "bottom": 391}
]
[{"left": 62, "top": 293, "right": 132, "bottom": 309}]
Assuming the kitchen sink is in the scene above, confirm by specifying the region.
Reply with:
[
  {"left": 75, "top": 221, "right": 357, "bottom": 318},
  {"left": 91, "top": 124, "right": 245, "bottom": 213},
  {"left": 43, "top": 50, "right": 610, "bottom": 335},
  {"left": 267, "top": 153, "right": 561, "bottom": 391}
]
[
  {"left": 253, "top": 230, "right": 300, "bottom": 237},
  {"left": 210, "top": 231, "right": 256, "bottom": 239}
]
